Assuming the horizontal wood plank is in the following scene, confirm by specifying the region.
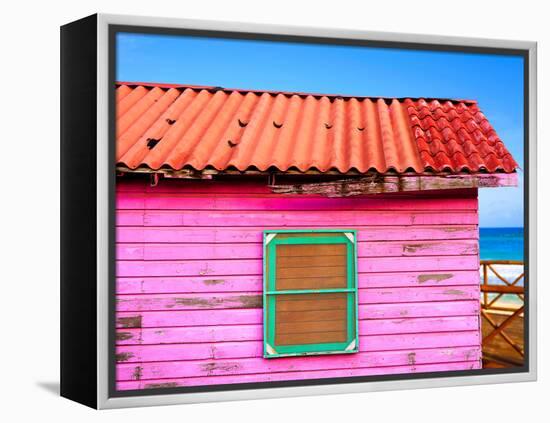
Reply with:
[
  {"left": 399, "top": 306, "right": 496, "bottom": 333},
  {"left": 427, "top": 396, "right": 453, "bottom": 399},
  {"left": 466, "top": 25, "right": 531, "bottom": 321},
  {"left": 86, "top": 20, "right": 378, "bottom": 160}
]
[
  {"left": 115, "top": 240, "right": 478, "bottom": 260},
  {"left": 116, "top": 210, "right": 477, "bottom": 227},
  {"left": 117, "top": 225, "right": 478, "bottom": 243},
  {"left": 116, "top": 324, "right": 263, "bottom": 345},
  {"left": 116, "top": 300, "right": 479, "bottom": 328},
  {"left": 359, "top": 285, "right": 479, "bottom": 304},
  {"left": 116, "top": 194, "right": 477, "bottom": 211},
  {"left": 116, "top": 286, "right": 478, "bottom": 312},
  {"left": 270, "top": 174, "right": 513, "bottom": 196},
  {"left": 116, "top": 341, "right": 480, "bottom": 379},
  {"left": 116, "top": 255, "right": 479, "bottom": 277},
  {"left": 364, "top": 300, "right": 479, "bottom": 319},
  {"left": 116, "top": 270, "right": 480, "bottom": 294},
  {"left": 117, "top": 360, "right": 481, "bottom": 389},
  {"left": 116, "top": 342, "right": 479, "bottom": 365},
  {"left": 116, "top": 316, "right": 479, "bottom": 345}
]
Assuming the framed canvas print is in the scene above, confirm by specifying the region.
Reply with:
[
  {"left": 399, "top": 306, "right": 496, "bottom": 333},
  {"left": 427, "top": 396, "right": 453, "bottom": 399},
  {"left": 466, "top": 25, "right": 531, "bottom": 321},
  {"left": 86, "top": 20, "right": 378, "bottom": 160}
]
[{"left": 60, "top": 13, "right": 537, "bottom": 409}]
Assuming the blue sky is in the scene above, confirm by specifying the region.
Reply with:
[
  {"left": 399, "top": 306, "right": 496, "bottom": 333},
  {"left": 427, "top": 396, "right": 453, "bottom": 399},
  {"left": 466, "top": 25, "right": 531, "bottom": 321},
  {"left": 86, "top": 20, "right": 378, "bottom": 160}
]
[{"left": 116, "top": 33, "right": 524, "bottom": 228}]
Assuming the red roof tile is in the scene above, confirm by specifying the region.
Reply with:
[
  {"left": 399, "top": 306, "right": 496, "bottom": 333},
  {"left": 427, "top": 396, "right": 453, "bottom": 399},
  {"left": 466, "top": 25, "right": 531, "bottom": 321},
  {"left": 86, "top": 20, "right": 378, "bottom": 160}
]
[{"left": 115, "top": 82, "right": 518, "bottom": 174}]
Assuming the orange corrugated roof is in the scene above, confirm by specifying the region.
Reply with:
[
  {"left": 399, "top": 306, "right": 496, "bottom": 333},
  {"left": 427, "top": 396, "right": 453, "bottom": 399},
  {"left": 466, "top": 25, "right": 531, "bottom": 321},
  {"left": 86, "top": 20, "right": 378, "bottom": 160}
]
[{"left": 115, "top": 82, "right": 518, "bottom": 174}]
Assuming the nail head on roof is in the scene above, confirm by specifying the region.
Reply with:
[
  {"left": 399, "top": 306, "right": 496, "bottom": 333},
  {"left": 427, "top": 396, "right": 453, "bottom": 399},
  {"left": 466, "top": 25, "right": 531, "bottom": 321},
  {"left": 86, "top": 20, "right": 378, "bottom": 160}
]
[
  {"left": 273, "top": 121, "right": 283, "bottom": 128},
  {"left": 238, "top": 119, "right": 248, "bottom": 127},
  {"left": 227, "top": 140, "right": 238, "bottom": 148},
  {"left": 325, "top": 123, "right": 333, "bottom": 129}
]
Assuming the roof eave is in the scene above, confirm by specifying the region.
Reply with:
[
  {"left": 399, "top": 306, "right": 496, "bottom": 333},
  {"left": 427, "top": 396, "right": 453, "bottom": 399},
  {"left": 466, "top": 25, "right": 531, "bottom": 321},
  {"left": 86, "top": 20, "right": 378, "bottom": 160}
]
[{"left": 116, "top": 166, "right": 518, "bottom": 192}]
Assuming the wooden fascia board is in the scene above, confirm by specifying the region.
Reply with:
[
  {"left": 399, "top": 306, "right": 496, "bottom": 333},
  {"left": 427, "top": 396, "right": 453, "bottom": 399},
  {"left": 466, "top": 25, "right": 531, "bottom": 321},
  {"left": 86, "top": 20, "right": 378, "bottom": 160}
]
[
  {"left": 269, "top": 173, "right": 518, "bottom": 197},
  {"left": 115, "top": 166, "right": 518, "bottom": 194}
]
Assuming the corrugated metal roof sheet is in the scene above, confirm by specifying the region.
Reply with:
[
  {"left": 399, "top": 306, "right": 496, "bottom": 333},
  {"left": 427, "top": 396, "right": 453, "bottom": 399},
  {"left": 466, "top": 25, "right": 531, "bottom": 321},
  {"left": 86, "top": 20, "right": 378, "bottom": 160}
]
[{"left": 115, "top": 82, "right": 518, "bottom": 174}]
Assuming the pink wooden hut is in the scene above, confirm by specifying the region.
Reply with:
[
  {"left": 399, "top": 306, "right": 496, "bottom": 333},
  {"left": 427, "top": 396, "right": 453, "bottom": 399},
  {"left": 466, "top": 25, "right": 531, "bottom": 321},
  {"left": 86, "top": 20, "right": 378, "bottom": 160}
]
[{"left": 114, "top": 82, "right": 518, "bottom": 391}]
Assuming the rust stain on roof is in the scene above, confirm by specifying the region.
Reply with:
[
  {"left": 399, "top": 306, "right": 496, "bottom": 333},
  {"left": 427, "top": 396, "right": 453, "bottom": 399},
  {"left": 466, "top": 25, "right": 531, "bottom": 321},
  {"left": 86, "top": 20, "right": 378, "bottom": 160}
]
[{"left": 115, "top": 82, "right": 518, "bottom": 174}]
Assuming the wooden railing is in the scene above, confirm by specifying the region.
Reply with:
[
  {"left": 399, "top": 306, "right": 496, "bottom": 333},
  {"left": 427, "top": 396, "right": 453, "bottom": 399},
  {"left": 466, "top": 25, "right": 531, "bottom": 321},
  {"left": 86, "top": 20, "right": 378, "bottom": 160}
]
[{"left": 480, "top": 260, "right": 524, "bottom": 367}]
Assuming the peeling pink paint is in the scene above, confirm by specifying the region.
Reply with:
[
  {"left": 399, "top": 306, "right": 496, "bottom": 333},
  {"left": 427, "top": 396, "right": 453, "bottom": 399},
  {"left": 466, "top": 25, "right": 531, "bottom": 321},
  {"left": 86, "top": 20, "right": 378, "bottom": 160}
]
[{"left": 115, "top": 179, "right": 482, "bottom": 389}]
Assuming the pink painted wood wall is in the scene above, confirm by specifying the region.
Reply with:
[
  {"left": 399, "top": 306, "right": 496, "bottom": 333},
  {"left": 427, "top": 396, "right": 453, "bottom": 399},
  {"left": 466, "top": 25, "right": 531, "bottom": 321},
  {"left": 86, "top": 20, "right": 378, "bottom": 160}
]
[{"left": 115, "top": 178, "right": 482, "bottom": 390}]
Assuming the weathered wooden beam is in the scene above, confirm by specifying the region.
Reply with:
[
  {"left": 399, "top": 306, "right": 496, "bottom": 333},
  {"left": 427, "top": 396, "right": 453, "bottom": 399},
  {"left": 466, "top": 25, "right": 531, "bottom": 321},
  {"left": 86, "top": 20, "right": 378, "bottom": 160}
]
[
  {"left": 482, "top": 351, "right": 524, "bottom": 367},
  {"left": 270, "top": 173, "right": 518, "bottom": 197},
  {"left": 482, "top": 306, "right": 525, "bottom": 346},
  {"left": 480, "top": 285, "right": 524, "bottom": 294},
  {"left": 481, "top": 304, "right": 523, "bottom": 313},
  {"left": 116, "top": 166, "right": 519, "bottom": 191},
  {"left": 480, "top": 259, "right": 524, "bottom": 265},
  {"left": 481, "top": 308, "right": 524, "bottom": 357}
]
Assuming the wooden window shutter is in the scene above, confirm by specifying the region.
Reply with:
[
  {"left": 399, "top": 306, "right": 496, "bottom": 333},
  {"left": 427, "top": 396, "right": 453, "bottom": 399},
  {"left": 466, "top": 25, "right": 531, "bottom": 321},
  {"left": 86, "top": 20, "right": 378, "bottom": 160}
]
[{"left": 263, "top": 230, "right": 359, "bottom": 358}]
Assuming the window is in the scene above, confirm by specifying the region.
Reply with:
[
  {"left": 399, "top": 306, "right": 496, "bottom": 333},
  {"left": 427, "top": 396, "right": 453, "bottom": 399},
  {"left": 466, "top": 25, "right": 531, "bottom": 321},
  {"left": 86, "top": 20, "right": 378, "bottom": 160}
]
[{"left": 263, "top": 230, "right": 359, "bottom": 358}]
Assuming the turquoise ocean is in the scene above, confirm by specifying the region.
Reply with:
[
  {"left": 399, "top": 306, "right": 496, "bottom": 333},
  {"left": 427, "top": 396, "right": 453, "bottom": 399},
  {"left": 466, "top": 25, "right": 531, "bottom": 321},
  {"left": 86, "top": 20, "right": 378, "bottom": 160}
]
[
  {"left": 479, "top": 227, "right": 524, "bottom": 304},
  {"left": 479, "top": 227, "right": 524, "bottom": 261}
]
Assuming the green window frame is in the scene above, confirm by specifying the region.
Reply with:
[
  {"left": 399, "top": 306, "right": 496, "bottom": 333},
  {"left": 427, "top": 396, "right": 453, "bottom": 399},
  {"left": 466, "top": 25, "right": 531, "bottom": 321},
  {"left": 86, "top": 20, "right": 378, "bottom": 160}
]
[{"left": 263, "top": 229, "right": 359, "bottom": 358}]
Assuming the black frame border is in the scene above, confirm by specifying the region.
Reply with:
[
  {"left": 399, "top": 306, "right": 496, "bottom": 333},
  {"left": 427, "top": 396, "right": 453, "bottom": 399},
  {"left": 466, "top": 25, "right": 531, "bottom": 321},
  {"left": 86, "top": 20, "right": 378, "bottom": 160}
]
[
  {"left": 107, "top": 24, "right": 530, "bottom": 399},
  {"left": 60, "top": 14, "right": 98, "bottom": 409}
]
